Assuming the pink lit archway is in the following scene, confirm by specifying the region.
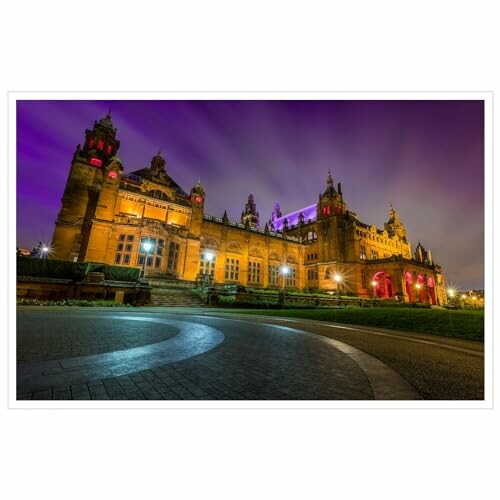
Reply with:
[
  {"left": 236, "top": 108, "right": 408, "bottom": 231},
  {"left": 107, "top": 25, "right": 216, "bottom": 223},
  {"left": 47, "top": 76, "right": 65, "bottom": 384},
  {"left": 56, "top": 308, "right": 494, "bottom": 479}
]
[
  {"left": 427, "top": 276, "right": 436, "bottom": 305},
  {"left": 416, "top": 274, "right": 425, "bottom": 302},
  {"left": 372, "top": 271, "right": 393, "bottom": 298},
  {"left": 404, "top": 271, "right": 413, "bottom": 302}
]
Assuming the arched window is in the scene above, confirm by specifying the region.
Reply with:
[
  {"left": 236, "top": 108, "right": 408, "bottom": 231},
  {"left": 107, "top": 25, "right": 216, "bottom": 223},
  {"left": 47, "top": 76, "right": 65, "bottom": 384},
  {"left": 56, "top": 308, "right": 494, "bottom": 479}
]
[{"left": 147, "top": 189, "right": 170, "bottom": 201}]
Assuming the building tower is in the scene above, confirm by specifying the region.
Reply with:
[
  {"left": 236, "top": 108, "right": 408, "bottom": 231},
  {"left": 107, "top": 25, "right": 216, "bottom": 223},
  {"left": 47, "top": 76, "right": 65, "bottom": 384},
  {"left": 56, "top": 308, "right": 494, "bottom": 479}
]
[
  {"left": 241, "top": 194, "right": 259, "bottom": 228},
  {"left": 270, "top": 201, "right": 282, "bottom": 231},
  {"left": 384, "top": 205, "right": 407, "bottom": 241},
  {"left": 317, "top": 170, "right": 346, "bottom": 219},
  {"left": 51, "top": 113, "right": 121, "bottom": 261}
]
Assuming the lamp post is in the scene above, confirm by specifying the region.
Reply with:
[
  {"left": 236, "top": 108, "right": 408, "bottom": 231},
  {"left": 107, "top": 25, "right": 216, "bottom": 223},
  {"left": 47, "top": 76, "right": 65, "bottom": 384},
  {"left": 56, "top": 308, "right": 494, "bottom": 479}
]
[
  {"left": 281, "top": 265, "right": 289, "bottom": 291},
  {"left": 141, "top": 240, "right": 152, "bottom": 279},
  {"left": 334, "top": 273, "right": 342, "bottom": 299},
  {"left": 204, "top": 251, "right": 214, "bottom": 288},
  {"left": 371, "top": 280, "right": 377, "bottom": 299},
  {"left": 280, "top": 265, "right": 289, "bottom": 306},
  {"left": 40, "top": 246, "right": 49, "bottom": 259},
  {"left": 447, "top": 288, "right": 455, "bottom": 306}
]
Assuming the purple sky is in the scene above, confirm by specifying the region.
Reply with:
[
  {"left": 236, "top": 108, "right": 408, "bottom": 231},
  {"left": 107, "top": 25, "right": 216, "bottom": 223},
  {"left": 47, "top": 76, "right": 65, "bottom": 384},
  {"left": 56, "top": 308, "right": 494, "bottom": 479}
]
[{"left": 16, "top": 100, "right": 484, "bottom": 289}]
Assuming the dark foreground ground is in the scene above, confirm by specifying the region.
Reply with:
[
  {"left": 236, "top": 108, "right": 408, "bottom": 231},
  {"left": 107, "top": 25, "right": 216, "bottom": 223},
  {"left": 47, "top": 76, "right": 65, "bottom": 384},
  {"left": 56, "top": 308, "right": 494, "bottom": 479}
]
[{"left": 16, "top": 307, "right": 484, "bottom": 401}]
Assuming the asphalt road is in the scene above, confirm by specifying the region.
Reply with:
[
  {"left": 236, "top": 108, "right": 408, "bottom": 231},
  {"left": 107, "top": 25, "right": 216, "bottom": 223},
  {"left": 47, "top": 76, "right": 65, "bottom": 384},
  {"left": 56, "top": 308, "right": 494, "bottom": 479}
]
[{"left": 16, "top": 307, "right": 484, "bottom": 401}]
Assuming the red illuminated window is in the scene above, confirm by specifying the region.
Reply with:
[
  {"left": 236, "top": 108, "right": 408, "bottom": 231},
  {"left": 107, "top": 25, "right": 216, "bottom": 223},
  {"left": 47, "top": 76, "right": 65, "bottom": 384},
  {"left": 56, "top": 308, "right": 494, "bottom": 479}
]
[
  {"left": 108, "top": 170, "right": 118, "bottom": 179},
  {"left": 194, "top": 195, "right": 203, "bottom": 203},
  {"left": 90, "top": 157, "right": 103, "bottom": 167},
  {"left": 88, "top": 138, "right": 94, "bottom": 148},
  {"left": 107, "top": 145, "right": 112, "bottom": 154},
  {"left": 97, "top": 140, "right": 104, "bottom": 150}
]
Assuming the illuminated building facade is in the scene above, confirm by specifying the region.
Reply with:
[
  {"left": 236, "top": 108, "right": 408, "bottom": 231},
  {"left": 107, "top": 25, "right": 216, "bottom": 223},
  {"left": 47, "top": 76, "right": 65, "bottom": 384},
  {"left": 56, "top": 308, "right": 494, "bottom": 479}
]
[{"left": 51, "top": 114, "right": 446, "bottom": 304}]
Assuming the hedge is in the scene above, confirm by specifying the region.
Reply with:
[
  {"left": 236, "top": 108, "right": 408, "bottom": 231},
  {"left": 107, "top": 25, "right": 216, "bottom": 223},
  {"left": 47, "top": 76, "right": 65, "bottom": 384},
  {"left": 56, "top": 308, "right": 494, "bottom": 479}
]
[{"left": 17, "top": 256, "right": 140, "bottom": 282}]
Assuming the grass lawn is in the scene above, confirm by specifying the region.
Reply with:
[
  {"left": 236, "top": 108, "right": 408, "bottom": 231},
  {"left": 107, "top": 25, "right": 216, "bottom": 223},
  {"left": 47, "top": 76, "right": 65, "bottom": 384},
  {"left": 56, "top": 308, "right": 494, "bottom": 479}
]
[{"left": 219, "top": 308, "right": 484, "bottom": 341}]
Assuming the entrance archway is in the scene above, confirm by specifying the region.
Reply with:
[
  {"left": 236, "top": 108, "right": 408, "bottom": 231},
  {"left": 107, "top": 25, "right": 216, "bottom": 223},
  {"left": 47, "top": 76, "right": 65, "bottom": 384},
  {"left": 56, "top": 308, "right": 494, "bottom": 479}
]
[
  {"left": 416, "top": 274, "right": 426, "bottom": 303},
  {"left": 372, "top": 271, "right": 393, "bottom": 298}
]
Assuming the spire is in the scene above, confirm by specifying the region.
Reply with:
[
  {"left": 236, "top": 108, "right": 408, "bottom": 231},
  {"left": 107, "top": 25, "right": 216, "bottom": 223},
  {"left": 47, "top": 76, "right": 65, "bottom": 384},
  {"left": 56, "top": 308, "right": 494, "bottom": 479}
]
[
  {"left": 323, "top": 169, "right": 337, "bottom": 195},
  {"left": 241, "top": 193, "right": 259, "bottom": 228},
  {"left": 150, "top": 151, "right": 166, "bottom": 176}
]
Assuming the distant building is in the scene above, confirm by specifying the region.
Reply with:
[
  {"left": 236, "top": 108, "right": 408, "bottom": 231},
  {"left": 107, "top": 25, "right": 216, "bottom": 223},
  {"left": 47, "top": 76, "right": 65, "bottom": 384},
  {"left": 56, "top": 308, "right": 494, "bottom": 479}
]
[{"left": 50, "top": 113, "right": 446, "bottom": 304}]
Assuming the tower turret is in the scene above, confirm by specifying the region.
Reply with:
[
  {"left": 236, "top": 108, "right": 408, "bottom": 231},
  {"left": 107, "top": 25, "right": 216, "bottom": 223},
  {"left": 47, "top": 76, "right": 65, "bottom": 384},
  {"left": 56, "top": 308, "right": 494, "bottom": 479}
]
[
  {"left": 384, "top": 205, "right": 407, "bottom": 240},
  {"left": 318, "top": 170, "right": 347, "bottom": 218},
  {"left": 51, "top": 113, "right": 122, "bottom": 261},
  {"left": 241, "top": 194, "right": 259, "bottom": 228},
  {"left": 189, "top": 179, "right": 205, "bottom": 236}
]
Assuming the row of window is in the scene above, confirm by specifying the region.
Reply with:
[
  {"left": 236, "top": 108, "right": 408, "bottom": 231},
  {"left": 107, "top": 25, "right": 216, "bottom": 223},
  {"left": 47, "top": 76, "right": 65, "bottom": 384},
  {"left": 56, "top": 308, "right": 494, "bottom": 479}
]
[
  {"left": 356, "top": 229, "right": 399, "bottom": 247},
  {"left": 114, "top": 234, "right": 179, "bottom": 271},
  {"left": 199, "top": 258, "right": 297, "bottom": 286},
  {"left": 306, "top": 252, "right": 318, "bottom": 261},
  {"left": 307, "top": 269, "right": 318, "bottom": 281},
  {"left": 359, "top": 245, "right": 381, "bottom": 261}
]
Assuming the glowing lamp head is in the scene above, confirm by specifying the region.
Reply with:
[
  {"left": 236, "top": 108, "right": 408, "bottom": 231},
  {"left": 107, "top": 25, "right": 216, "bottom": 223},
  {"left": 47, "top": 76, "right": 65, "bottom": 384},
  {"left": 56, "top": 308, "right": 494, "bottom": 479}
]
[
  {"left": 448, "top": 288, "right": 455, "bottom": 298},
  {"left": 415, "top": 283, "right": 421, "bottom": 290},
  {"left": 461, "top": 294, "right": 466, "bottom": 299},
  {"left": 371, "top": 280, "right": 377, "bottom": 287},
  {"left": 472, "top": 296, "right": 477, "bottom": 301},
  {"left": 143, "top": 241, "right": 152, "bottom": 252},
  {"left": 334, "top": 274, "right": 342, "bottom": 283},
  {"left": 281, "top": 265, "right": 289, "bottom": 275},
  {"left": 41, "top": 246, "right": 49, "bottom": 253},
  {"left": 204, "top": 251, "right": 214, "bottom": 262}
]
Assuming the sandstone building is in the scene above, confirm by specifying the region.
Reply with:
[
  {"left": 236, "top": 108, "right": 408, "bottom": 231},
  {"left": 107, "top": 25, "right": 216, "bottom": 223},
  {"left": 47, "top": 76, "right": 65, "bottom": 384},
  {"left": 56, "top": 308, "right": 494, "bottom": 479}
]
[{"left": 51, "top": 114, "right": 446, "bottom": 304}]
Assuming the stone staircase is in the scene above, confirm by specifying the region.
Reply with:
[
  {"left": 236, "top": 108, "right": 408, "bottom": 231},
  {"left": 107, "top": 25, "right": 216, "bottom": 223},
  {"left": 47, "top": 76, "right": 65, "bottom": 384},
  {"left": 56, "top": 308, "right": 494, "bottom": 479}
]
[{"left": 150, "top": 287, "right": 205, "bottom": 307}]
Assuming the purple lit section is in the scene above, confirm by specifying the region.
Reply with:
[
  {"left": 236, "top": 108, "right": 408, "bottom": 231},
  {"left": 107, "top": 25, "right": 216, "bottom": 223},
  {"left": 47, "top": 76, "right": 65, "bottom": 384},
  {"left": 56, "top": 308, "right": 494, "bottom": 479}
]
[{"left": 272, "top": 204, "right": 317, "bottom": 231}]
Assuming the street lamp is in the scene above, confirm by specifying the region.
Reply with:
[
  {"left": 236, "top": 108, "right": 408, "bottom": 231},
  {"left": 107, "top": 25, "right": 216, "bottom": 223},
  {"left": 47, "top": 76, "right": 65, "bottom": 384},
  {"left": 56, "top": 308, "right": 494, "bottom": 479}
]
[
  {"left": 371, "top": 280, "right": 377, "bottom": 299},
  {"left": 281, "top": 265, "right": 289, "bottom": 291},
  {"left": 204, "top": 251, "right": 214, "bottom": 287},
  {"left": 141, "top": 240, "right": 152, "bottom": 278},
  {"left": 41, "top": 246, "right": 49, "bottom": 259},
  {"left": 334, "top": 273, "right": 342, "bottom": 299}
]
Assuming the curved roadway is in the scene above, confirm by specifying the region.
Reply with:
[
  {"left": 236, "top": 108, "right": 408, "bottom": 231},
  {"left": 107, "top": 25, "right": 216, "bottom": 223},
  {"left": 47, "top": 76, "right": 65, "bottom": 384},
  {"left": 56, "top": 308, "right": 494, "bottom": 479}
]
[{"left": 16, "top": 307, "right": 483, "bottom": 401}]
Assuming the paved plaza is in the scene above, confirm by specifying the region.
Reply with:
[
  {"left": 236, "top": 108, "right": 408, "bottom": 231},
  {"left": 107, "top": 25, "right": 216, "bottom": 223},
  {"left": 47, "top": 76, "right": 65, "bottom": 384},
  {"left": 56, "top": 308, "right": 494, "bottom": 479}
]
[{"left": 17, "top": 307, "right": 426, "bottom": 401}]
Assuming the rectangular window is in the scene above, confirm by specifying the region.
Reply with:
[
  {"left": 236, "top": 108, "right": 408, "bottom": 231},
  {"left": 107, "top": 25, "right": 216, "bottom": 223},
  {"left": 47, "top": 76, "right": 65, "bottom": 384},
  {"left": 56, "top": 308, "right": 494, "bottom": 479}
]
[
  {"left": 360, "top": 245, "right": 366, "bottom": 260},
  {"left": 285, "top": 267, "right": 296, "bottom": 287},
  {"left": 125, "top": 243, "right": 133, "bottom": 252},
  {"left": 224, "top": 258, "right": 240, "bottom": 281},
  {"left": 119, "top": 234, "right": 126, "bottom": 242},
  {"left": 126, "top": 235, "right": 134, "bottom": 242},
  {"left": 155, "top": 257, "right": 161, "bottom": 268},
  {"left": 117, "top": 243, "right": 124, "bottom": 251},
  {"left": 268, "top": 265, "right": 280, "bottom": 286},
  {"left": 157, "top": 239, "right": 165, "bottom": 256},
  {"left": 371, "top": 250, "right": 378, "bottom": 260},
  {"left": 114, "top": 253, "right": 121, "bottom": 264},
  {"left": 199, "top": 257, "right": 216, "bottom": 277},
  {"left": 248, "top": 261, "right": 261, "bottom": 283},
  {"left": 123, "top": 254, "right": 130, "bottom": 265},
  {"left": 167, "top": 242, "right": 180, "bottom": 272}
]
